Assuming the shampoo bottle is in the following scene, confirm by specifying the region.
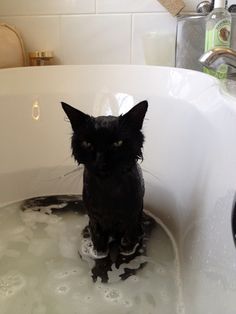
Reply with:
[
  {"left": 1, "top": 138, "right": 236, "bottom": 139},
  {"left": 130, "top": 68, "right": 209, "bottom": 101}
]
[{"left": 204, "top": 0, "right": 232, "bottom": 79}]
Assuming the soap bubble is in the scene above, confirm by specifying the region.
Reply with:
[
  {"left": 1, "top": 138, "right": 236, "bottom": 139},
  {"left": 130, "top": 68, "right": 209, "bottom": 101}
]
[
  {"left": 0, "top": 271, "right": 26, "bottom": 298},
  {"left": 104, "top": 288, "right": 121, "bottom": 302},
  {"left": 123, "top": 300, "right": 133, "bottom": 307},
  {"left": 55, "top": 284, "right": 70, "bottom": 295},
  {"left": 84, "top": 295, "right": 93, "bottom": 303},
  {"left": 177, "top": 302, "right": 185, "bottom": 314}
]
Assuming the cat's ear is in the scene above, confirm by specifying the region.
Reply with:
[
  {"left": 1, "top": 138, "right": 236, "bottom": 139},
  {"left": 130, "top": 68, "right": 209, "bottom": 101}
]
[
  {"left": 121, "top": 100, "right": 148, "bottom": 130},
  {"left": 61, "top": 102, "right": 90, "bottom": 131}
]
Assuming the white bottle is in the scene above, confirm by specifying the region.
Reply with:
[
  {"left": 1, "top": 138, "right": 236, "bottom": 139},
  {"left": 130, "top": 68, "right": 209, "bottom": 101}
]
[{"left": 204, "top": 0, "right": 232, "bottom": 78}]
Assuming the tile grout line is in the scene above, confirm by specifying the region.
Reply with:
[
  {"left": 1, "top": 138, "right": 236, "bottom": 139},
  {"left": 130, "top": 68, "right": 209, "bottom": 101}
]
[
  {"left": 58, "top": 15, "right": 65, "bottom": 65},
  {"left": 95, "top": 0, "right": 97, "bottom": 14},
  {"left": 0, "top": 10, "right": 196, "bottom": 18},
  {"left": 0, "top": 11, "right": 174, "bottom": 18},
  {"left": 130, "top": 14, "right": 134, "bottom": 65}
]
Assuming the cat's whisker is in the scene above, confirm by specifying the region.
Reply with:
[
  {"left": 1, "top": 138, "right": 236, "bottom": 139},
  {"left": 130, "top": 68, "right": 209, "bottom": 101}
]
[
  {"left": 60, "top": 166, "right": 84, "bottom": 178},
  {"left": 141, "top": 167, "right": 161, "bottom": 182},
  {"left": 56, "top": 170, "right": 83, "bottom": 184},
  {"left": 38, "top": 165, "right": 83, "bottom": 183},
  {"left": 63, "top": 175, "right": 81, "bottom": 192}
]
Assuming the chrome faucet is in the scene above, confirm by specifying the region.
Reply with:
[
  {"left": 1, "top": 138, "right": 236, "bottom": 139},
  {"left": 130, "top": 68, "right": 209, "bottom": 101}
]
[{"left": 199, "top": 47, "right": 236, "bottom": 70}]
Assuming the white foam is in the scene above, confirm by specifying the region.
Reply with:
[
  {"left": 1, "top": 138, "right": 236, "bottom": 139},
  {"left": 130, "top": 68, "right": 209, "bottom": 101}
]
[
  {"left": 0, "top": 271, "right": 26, "bottom": 298},
  {"left": 4, "top": 249, "right": 20, "bottom": 258},
  {"left": 81, "top": 238, "right": 108, "bottom": 259},
  {"left": 54, "top": 267, "right": 81, "bottom": 279},
  {"left": 28, "top": 239, "right": 52, "bottom": 256},
  {"left": 177, "top": 302, "right": 185, "bottom": 314},
  {"left": 104, "top": 288, "right": 122, "bottom": 302},
  {"left": 55, "top": 284, "right": 70, "bottom": 295},
  {"left": 0, "top": 201, "right": 181, "bottom": 314},
  {"left": 123, "top": 299, "right": 133, "bottom": 307},
  {"left": 84, "top": 295, "right": 93, "bottom": 303},
  {"left": 31, "top": 304, "right": 47, "bottom": 314}
]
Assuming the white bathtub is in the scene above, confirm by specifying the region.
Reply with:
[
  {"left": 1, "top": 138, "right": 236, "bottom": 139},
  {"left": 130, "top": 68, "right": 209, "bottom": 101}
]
[{"left": 0, "top": 65, "right": 236, "bottom": 313}]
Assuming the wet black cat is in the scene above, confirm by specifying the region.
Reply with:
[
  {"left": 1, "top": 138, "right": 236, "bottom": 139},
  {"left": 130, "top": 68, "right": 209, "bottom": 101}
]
[{"left": 61, "top": 101, "right": 148, "bottom": 258}]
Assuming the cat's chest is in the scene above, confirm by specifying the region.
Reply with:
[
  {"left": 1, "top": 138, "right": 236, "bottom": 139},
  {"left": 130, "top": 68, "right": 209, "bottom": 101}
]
[
  {"left": 84, "top": 171, "right": 132, "bottom": 196},
  {"left": 83, "top": 167, "right": 142, "bottom": 201},
  {"left": 82, "top": 167, "right": 144, "bottom": 219}
]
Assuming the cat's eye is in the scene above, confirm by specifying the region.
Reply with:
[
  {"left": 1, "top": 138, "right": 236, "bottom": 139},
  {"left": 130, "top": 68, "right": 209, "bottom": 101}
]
[
  {"left": 81, "top": 141, "right": 93, "bottom": 149},
  {"left": 113, "top": 140, "right": 123, "bottom": 148}
]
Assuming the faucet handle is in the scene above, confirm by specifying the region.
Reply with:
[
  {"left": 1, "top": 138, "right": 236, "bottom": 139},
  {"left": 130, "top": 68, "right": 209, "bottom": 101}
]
[
  {"left": 199, "top": 47, "right": 236, "bottom": 70},
  {"left": 196, "top": 1, "right": 212, "bottom": 14},
  {"left": 229, "top": 4, "right": 236, "bottom": 13}
]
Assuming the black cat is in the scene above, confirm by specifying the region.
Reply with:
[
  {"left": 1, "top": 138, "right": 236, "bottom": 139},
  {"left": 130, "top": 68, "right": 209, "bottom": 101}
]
[{"left": 61, "top": 101, "right": 148, "bottom": 258}]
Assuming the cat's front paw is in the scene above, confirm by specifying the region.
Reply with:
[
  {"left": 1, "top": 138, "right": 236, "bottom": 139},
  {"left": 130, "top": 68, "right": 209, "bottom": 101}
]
[{"left": 81, "top": 238, "right": 109, "bottom": 259}]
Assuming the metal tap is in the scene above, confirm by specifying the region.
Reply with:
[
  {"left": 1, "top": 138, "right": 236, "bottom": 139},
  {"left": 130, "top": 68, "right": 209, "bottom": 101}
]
[{"left": 199, "top": 47, "right": 236, "bottom": 70}]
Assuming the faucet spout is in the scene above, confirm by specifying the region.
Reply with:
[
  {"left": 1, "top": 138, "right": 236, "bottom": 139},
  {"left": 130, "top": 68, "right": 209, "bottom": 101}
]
[{"left": 199, "top": 47, "right": 236, "bottom": 70}]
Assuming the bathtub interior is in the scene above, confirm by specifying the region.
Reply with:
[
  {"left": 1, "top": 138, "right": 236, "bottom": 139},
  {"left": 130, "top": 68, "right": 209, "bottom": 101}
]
[{"left": 0, "top": 65, "right": 236, "bottom": 313}]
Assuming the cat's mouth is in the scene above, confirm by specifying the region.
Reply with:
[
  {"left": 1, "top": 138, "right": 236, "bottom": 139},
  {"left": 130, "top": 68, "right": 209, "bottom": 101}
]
[
  {"left": 86, "top": 164, "right": 111, "bottom": 178},
  {"left": 95, "top": 168, "right": 111, "bottom": 178}
]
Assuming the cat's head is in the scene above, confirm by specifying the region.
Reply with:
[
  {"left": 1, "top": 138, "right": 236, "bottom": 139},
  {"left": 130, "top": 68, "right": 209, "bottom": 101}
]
[{"left": 61, "top": 101, "right": 148, "bottom": 177}]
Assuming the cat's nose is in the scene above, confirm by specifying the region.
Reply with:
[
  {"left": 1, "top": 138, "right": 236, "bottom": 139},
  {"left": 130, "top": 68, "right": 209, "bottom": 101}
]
[
  {"left": 95, "top": 153, "right": 106, "bottom": 166},
  {"left": 95, "top": 152, "right": 109, "bottom": 176},
  {"left": 96, "top": 152, "right": 102, "bottom": 162}
]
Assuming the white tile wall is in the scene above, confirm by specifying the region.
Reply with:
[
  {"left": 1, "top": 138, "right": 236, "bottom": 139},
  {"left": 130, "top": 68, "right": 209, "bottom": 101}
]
[
  {"left": 60, "top": 15, "right": 131, "bottom": 64},
  {"left": 0, "top": 0, "right": 228, "bottom": 66},
  {"left": 0, "top": 16, "right": 61, "bottom": 64},
  {"left": 96, "top": 0, "right": 201, "bottom": 13},
  {"left": 132, "top": 13, "right": 176, "bottom": 65},
  {"left": 96, "top": 0, "right": 165, "bottom": 13},
  {"left": 0, "top": 0, "right": 95, "bottom": 15}
]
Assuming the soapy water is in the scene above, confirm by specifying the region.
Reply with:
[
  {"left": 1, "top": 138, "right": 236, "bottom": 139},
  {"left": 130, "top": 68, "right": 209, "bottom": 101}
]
[{"left": 0, "top": 199, "right": 183, "bottom": 314}]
